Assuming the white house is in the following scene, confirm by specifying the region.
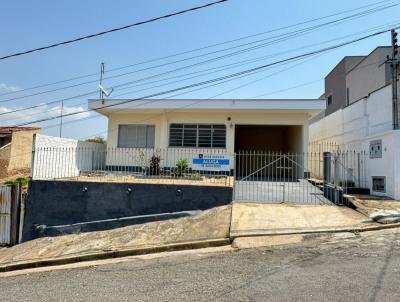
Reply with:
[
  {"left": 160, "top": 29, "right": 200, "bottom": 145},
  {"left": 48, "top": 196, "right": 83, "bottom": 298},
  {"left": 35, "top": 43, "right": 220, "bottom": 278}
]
[
  {"left": 88, "top": 98, "right": 325, "bottom": 171},
  {"left": 309, "top": 47, "right": 400, "bottom": 199}
]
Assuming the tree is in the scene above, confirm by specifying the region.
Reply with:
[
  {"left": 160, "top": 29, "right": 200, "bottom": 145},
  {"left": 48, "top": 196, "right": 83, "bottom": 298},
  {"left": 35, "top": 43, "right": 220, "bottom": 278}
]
[{"left": 85, "top": 136, "right": 106, "bottom": 144}]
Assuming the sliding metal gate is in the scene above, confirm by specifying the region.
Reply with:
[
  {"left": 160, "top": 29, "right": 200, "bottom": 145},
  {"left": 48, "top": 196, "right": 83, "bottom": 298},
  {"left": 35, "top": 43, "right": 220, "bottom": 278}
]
[
  {"left": 0, "top": 185, "right": 11, "bottom": 245},
  {"left": 233, "top": 151, "right": 366, "bottom": 205}
]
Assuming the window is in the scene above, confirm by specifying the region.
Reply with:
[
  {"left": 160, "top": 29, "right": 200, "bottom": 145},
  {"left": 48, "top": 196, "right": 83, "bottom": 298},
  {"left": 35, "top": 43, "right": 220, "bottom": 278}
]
[
  {"left": 372, "top": 177, "right": 385, "bottom": 193},
  {"left": 369, "top": 140, "right": 382, "bottom": 158},
  {"left": 118, "top": 125, "right": 155, "bottom": 148},
  {"left": 327, "top": 95, "right": 332, "bottom": 106},
  {"left": 169, "top": 124, "right": 226, "bottom": 148}
]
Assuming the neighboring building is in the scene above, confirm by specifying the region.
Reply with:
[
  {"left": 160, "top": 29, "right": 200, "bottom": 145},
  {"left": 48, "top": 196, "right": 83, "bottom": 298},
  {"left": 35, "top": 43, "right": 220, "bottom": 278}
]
[
  {"left": 89, "top": 98, "right": 325, "bottom": 171},
  {"left": 309, "top": 46, "right": 400, "bottom": 199},
  {"left": 317, "top": 47, "right": 393, "bottom": 119},
  {"left": 0, "top": 127, "right": 41, "bottom": 178}
]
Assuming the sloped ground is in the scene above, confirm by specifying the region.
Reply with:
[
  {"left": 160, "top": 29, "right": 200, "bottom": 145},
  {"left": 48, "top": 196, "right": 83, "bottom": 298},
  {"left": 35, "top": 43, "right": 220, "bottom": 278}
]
[
  {"left": 0, "top": 205, "right": 231, "bottom": 265},
  {"left": 347, "top": 194, "right": 400, "bottom": 224},
  {"left": 347, "top": 194, "right": 400, "bottom": 214},
  {"left": 230, "top": 202, "right": 373, "bottom": 237}
]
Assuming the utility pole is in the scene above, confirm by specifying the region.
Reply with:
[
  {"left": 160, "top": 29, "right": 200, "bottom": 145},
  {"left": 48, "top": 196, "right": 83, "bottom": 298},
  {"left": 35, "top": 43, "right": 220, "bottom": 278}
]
[
  {"left": 59, "top": 99, "right": 64, "bottom": 137},
  {"left": 390, "top": 29, "right": 399, "bottom": 129}
]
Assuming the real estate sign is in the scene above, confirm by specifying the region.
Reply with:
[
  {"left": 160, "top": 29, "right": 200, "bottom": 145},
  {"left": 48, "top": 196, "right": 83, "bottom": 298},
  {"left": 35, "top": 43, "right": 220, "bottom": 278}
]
[{"left": 192, "top": 154, "right": 231, "bottom": 172}]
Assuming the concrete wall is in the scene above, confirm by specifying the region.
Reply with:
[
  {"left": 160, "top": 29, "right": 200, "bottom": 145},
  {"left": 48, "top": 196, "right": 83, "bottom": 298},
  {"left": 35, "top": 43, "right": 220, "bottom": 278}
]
[
  {"left": 324, "top": 57, "right": 364, "bottom": 116},
  {"left": 309, "top": 84, "right": 400, "bottom": 198},
  {"left": 346, "top": 47, "right": 391, "bottom": 104},
  {"left": 32, "top": 134, "right": 106, "bottom": 179},
  {"left": 22, "top": 180, "right": 233, "bottom": 241},
  {"left": 106, "top": 110, "right": 310, "bottom": 168},
  {"left": 7, "top": 129, "right": 40, "bottom": 173},
  {"left": 0, "top": 144, "right": 11, "bottom": 179}
]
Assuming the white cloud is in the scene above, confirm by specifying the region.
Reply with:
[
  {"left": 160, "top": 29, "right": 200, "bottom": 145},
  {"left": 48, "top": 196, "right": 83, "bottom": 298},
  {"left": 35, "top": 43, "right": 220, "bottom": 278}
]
[
  {"left": 0, "top": 82, "right": 20, "bottom": 92},
  {"left": 0, "top": 103, "right": 92, "bottom": 127}
]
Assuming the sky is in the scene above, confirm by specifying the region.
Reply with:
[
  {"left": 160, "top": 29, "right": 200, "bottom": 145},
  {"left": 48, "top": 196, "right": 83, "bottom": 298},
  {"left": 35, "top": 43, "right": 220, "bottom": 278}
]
[{"left": 0, "top": 0, "right": 398, "bottom": 139}]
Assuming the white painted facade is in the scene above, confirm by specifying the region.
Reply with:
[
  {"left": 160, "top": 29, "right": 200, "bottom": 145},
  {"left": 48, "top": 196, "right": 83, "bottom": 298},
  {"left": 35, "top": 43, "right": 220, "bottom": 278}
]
[
  {"left": 310, "top": 84, "right": 400, "bottom": 199},
  {"left": 89, "top": 99, "right": 325, "bottom": 170}
]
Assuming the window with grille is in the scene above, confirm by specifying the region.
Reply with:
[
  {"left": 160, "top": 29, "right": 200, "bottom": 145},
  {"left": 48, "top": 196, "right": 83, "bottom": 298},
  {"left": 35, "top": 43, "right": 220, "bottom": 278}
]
[
  {"left": 169, "top": 124, "right": 226, "bottom": 148},
  {"left": 372, "top": 177, "right": 385, "bottom": 193},
  {"left": 118, "top": 125, "right": 155, "bottom": 148}
]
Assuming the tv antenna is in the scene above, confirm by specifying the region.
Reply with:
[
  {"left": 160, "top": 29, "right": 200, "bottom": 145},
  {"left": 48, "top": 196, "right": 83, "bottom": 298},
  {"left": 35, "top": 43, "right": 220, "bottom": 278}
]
[{"left": 99, "top": 62, "right": 113, "bottom": 104}]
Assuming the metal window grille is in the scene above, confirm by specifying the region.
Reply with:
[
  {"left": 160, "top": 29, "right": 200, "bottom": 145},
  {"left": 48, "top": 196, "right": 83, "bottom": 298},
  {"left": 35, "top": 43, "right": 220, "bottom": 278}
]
[{"left": 169, "top": 124, "right": 226, "bottom": 148}]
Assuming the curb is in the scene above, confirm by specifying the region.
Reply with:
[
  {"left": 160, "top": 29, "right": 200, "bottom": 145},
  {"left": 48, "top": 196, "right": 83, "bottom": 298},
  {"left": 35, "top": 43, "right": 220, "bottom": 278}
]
[
  {"left": 0, "top": 238, "right": 230, "bottom": 273},
  {"left": 230, "top": 222, "right": 400, "bottom": 239}
]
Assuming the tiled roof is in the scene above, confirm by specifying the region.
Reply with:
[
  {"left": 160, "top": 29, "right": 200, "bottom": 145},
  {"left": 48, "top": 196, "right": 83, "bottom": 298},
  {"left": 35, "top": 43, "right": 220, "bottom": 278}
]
[{"left": 0, "top": 127, "right": 41, "bottom": 134}]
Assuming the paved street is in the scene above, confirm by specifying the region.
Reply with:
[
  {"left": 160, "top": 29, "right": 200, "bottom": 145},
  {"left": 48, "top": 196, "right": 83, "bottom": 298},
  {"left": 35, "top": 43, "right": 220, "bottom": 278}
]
[{"left": 1, "top": 228, "right": 400, "bottom": 302}]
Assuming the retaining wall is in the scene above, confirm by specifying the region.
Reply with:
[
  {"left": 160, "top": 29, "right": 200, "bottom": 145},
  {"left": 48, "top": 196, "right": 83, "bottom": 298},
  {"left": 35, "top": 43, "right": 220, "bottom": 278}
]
[{"left": 22, "top": 180, "right": 233, "bottom": 241}]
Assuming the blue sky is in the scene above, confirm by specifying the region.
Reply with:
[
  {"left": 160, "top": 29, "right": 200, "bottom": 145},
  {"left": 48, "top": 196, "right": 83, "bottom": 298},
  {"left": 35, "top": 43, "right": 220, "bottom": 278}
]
[{"left": 0, "top": 0, "right": 398, "bottom": 139}]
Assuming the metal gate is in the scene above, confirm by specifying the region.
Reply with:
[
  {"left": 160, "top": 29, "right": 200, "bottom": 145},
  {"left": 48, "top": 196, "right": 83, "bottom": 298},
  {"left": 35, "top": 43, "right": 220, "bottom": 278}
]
[
  {"left": 0, "top": 185, "right": 11, "bottom": 245},
  {"left": 233, "top": 151, "right": 366, "bottom": 205}
]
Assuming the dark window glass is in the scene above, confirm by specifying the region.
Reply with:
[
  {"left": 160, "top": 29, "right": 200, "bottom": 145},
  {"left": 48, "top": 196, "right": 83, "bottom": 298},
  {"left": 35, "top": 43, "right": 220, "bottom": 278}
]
[{"left": 327, "top": 95, "right": 332, "bottom": 106}]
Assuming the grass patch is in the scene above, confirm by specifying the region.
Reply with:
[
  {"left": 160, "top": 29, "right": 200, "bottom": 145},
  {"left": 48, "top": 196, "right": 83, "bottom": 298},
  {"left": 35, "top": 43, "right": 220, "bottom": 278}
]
[{"left": 3, "top": 177, "right": 29, "bottom": 188}]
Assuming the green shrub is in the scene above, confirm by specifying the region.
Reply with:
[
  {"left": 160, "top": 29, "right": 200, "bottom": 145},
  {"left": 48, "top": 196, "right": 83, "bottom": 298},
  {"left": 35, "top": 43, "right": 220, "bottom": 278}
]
[
  {"left": 84, "top": 136, "right": 106, "bottom": 144},
  {"left": 175, "top": 159, "right": 189, "bottom": 177},
  {"left": 4, "top": 177, "right": 29, "bottom": 187}
]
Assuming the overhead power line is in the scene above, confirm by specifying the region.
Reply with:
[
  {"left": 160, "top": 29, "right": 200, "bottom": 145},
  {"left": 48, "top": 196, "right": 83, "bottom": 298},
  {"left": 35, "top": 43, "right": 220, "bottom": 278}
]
[
  {"left": 1, "top": 2, "right": 396, "bottom": 104},
  {"left": 12, "top": 26, "right": 398, "bottom": 128},
  {"left": 0, "top": 0, "right": 229, "bottom": 61},
  {"left": 2, "top": 18, "right": 399, "bottom": 122},
  {"left": 0, "top": 0, "right": 394, "bottom": 97}
]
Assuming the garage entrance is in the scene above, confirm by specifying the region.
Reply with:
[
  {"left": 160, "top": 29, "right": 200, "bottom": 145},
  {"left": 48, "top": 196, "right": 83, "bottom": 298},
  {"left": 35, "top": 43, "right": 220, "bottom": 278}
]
[
  {"left": 233, "top": 125, "right": 331, "bottom": 204},
  {"left": 234, "top": 125, "right": 303, "bottom": 153},
  {"left": 234, "top": 125, "right": 304, "bottom": 179}
]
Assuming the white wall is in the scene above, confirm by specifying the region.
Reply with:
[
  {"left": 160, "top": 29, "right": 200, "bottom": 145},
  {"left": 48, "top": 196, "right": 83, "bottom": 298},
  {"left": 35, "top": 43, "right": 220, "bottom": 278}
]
[
  {"left": 309, "top": 84, "right": 399, "bottom": 198},
  {"left": 32, "top": 134, "right": 106, "bottom": 179},
  {"left": 106, "top": 110, "right": 310, "bottom": 169}
]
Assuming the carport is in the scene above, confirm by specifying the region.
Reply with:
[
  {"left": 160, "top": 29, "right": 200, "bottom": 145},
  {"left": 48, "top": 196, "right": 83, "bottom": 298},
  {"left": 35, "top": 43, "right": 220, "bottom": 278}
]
[
  {"left": 234, "top": 125, "right": 303, "bottom": 153},
  {"left": 233, "top": 124, "right": 330, "bottom": 204}
]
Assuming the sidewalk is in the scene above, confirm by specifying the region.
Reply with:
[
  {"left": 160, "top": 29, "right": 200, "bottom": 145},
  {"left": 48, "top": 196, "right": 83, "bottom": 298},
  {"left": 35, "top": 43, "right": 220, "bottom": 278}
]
[
  {"left": 2, "top": 201, "right": 400, "bottom": 274},
  {"left": 230, "top": 202, "right": 375, "bottom": 238},
  {"left": 0, "top": 205, "right": 231, "bottom": 269}
]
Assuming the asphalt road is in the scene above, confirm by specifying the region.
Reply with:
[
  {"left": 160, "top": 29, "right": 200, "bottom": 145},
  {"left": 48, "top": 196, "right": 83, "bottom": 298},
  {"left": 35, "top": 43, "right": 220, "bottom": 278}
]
[{"left": 1, "top": 228, "right": 400, "bottom": 302}]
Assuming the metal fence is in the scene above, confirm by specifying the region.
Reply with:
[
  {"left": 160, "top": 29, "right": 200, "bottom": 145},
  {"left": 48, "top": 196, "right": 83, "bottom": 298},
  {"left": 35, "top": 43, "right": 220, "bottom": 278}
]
[
  {"left": 0, "top": 185, "right": 11, "bottom": 245},
  {"left": 32, "top": 147, "right": 234, "bottom": 186},
  {"left": 31, "top": 146, "right": 368, "bottom": 204},
  {"left": 234, "top": 150, "right": 367, "bottom": 205}
]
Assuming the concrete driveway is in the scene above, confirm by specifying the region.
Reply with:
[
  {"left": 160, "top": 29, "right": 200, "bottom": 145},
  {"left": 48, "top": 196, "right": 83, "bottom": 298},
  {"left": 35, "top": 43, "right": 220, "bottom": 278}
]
[
  {"left": 234, "top": 179, "right": 332, "bottom": 205},
  {"left": 230, "top": 202, "right": 373, "bottom": 237}
]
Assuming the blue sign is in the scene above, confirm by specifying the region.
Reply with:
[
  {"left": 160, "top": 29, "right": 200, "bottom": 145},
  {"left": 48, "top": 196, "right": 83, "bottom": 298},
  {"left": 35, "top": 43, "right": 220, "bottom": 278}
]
[{"left": 192, "top": 154, "right": 231, "bottom": 171}]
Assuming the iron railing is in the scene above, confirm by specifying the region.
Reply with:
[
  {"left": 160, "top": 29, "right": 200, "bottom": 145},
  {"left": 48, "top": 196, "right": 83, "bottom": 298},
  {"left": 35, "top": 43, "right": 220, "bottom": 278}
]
[
  {"left": 31, "top": 147, "right": 367, "bottom": 204},
  {"left": 234, "top": 150, "right": 367, "bottom": 205},
  {"left": 31, "top": 147, "right": 234, "bottom": 186}
]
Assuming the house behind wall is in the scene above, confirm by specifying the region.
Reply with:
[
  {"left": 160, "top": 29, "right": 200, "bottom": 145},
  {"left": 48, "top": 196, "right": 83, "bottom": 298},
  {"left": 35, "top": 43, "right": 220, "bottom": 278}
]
[
  {"left": 0, "top": 127, "right": 40, "bottom": 179},
  {"left": 310, "top": 46, "right": 400, "bottom": 199}
]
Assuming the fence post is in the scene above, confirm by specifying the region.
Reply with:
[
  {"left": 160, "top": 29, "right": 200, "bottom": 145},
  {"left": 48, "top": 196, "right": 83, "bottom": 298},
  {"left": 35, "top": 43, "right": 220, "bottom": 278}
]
[
  {"left": 30, "top": 134, "right": 36, "bottom": 179},
  {"left": 357, "top": 152, "right": 361, "bottom": 188},
  {"left": 323, "top": 152, "right": 332, "bottom": 200},
  {"left": 10, "top": 183, "right": 21, "bottom": 246}
]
